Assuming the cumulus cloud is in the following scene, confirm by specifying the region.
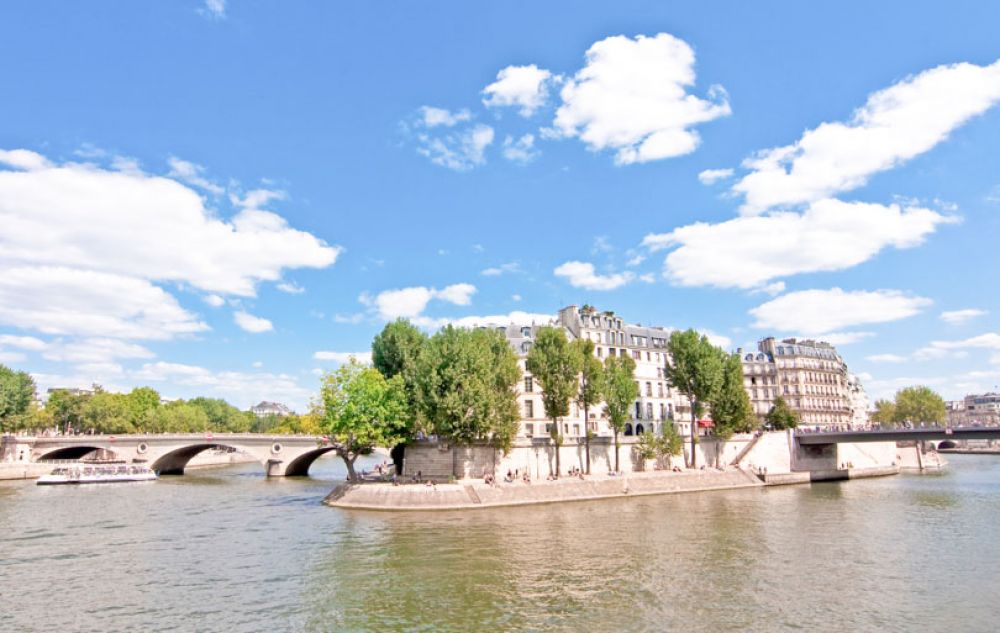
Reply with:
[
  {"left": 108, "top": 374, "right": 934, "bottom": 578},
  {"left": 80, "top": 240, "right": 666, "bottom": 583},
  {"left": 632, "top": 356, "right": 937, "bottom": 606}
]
[
  {"left": 0, "top": 335, "right": 47, "bottom": 351},
  {"left": 643, "top": 199, "right": 954, "bottom": 289},
  {"left": 733, "top": 59, "right": 1000, "bottom": 214},
  {"left": 553, "top": 33, "right": 730, "bottom": 165},
  {"left": 418, "top": 106, "right": 472, "bottom": 128},
  {"left": 0, "top": 149, "right": 340, "bottom": 297},
  {"left": 42, "top": 338, "right": 154, "bottom": 364},
  {"left": 166, "top": 156, "right": 223, "bottom": 195},
  {"left": 313, "top": 351, "right": 373, "bottom": 365},
  {"left": 276, "top": 281, "right": 305, "bottom": 294},
  {"left": 866, "top": 353, "right": 909, "bottom": 363},
  {"left": 554, "top": 261, "right": 635, "bottom": 291},
  {"left": 697, "top": 168, "right": 733, "bottom": 185},
  {"left": 203, "top": 294, "right": 226, "bottom": 308},
  {"left": 501, "top": 134, "right": 539, "bottom": 163},
  {"left": 132, "top": 361, "right": 312, "bottom": 410},
  {"left": 0, "top": 267, "right": 207, "bottom": 340},
  {"left": 430, "top": 311, "right": 555, "bottom": 329},
  {"left": 416, "top": 124, "right": 495, "bottom": 171},
  {"left": 481, "top": 262, "right": 521, "bottom": 276},
  {"left": 233, "top": 311, "right": 273, "bottom": 333},
  {"left": 749, "top": 288, "right": 931, "bottom": 335},
  {"left": 483, "top": 64, "right": 554, "bottom": 117},
  {"left": 364, "top": 283, "right": 478, "bottom": 321},
  {"left": 940, "top": 308, "right": 987, "bottom": 325}
]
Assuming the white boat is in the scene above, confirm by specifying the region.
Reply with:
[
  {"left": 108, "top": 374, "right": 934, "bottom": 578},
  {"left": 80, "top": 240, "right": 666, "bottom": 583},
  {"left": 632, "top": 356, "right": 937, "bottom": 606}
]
[{"left": 37, "top": 464, "right": 158, "bottom": 485}]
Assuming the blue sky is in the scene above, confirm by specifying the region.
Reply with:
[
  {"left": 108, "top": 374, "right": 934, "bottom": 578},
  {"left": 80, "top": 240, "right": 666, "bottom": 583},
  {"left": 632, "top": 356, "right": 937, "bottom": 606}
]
[{"left": 1, "top": 0, "right": 998, "bottom": 409}]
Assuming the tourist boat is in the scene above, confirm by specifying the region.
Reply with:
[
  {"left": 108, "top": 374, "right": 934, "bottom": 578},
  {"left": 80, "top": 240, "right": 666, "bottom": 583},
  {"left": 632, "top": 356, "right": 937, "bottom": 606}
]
[{"left": 36, "top": 464, "right": 158, "bottom": 485}]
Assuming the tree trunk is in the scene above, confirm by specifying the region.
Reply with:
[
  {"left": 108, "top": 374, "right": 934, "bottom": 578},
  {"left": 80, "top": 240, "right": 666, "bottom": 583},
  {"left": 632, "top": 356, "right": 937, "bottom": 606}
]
[
  {"left": 584, "top": 404, "right": 591, "bottom": 474},
  {"left": 614, "top": 429, "right": 620, "bottom": 473},
  {"left": 552, "top": 418, "right": 561, "bottom": 478},
  {"left": 689, "top": 405, "right": 698, "bottom": 469},
  {"left": 343, "top": 453, "right": 358, "bottom": 482}
]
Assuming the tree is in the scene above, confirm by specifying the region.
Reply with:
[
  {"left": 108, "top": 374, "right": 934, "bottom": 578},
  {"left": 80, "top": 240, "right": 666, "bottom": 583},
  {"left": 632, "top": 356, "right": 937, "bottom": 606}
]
[
  {"left": 46, "top": 389, "right": 88, "bottom": 433},
  {"left": 0, "top": 365, "right": 35, "bottom": 433},
  {"left": 765, "top": 396, "right": 799, "bottom": 430},
  {"left": 665, "top": 330, "right": 724, "bottom": 468},
  {"left": 572, "top": 338, "right": 604, "bottom": 475},
  {"left": 321, "top": 359, "right": 410, "bottom": 481},
  {"left": 187, "top": 397, "right": 252, "bottom": 433},
  {"left": 526, "top": 327, "right": 583, "bottom": 478},
  {"left": 82, "top": 392, "right": 134, "bottom": 434},
  {"left": 603, "top": 355, "right": 638, "bottom": 473},
  {"left": 636, "top": 431, "right": 659, "bottom": 469},
  {"left": 871, "top": 399, "right": 896, "bottom": 426},
  {"left": 659, "top": 422, "right": 684, "bottom": 468},
  {"left": 372, "top": 319, "right": 427, "bottom": 430},
  {"left": 125, "top": 387, "right": 161, "bottom": 431},
  {"left": 413, "top": 326, "right": 520, "bottom": 454},
  {"left": 892, "top": 386, "right": 946, "bottom": 426},
  {"left": 711, "top": 352, "right": 757, "bottom": 439}
]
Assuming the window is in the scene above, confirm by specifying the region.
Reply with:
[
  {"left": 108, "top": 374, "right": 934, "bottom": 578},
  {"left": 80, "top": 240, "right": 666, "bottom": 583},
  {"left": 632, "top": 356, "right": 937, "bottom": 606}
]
[
  {"left": 524, "top": 423, "right": 534, "bottom": 436},
  {"left": 660, "top": 403, "right": 666, "bottom": 419},
  {"left": 647, "top": 352, "right": 651, "bottom": 361},
  {"left": 635, "top": 402, "right": 641, "bottom": 419},
  {"left": 524, "top": 376, "right": 533, "bottom": 393},
  {"left": 573, "top": 424, "right": 580, "bottom": 436},
  {"left": 633, "top": 350, "right": 641, "bottom": 361},
  {"left": 645, "top": 382, "right": 652, "bottom": 396},
  {"left": 597, "top": 347, "right": 603, "bottom": 358},
  {"left": 646, "top": 403, "right": 653, "bottom": 419},
  {"left": 524, "top": 400, "right": 534, "bottom": 418},
  {"left": 608, "top": 348, "right": 616, "bottom": 357}
]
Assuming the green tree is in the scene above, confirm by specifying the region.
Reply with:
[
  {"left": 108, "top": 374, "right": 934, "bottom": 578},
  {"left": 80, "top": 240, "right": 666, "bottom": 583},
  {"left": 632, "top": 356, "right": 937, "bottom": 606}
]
[
  {"left": 526, "top": 327, "right": 583, "bottom": 478},
  {"left": 636, "top": 431, "right": 659, "bottom": 469},
  {"left": 892, "top": 386, "right": 946, "bottom": 426},
  {"left": 46, "top": 389, "right": 88, "bottom": 433},
  {"left": 414, "top": 326, "right": 521, "bottom": 454},
  {"left": 603, "top": 355, "right": 638, "bottom": 473},
  {"left": 0, "top": 365, "right": 35, "bottom": 433},
  {"left": 187, "top": 397, "right": 252, "bottom": 433},
  {"left": 125, "top": 387, "right": 161, "bottom": 430},
  {"left": 82, "top": 392, "right": 134, "bottom": 434},
  {"left": 665, "top": 330, "right": 724, "bottom": 468},
  {"left": 572, "top": 338, "right": 604, "bottom": 475},
  {"left": 372, "top": 319, "right": 427, "bottom": 430},
  {"left": 149, "top": 402, "right": 210, "bottom": 433},
  {"left": 321, "top": 359, "right": 410, "bottom": 481},
  {"left": 659, "top": 422, "right": 684, "bottom": 467},
  {"left": 765, "top": 396, "right": 799, "bottom": 430},
  {"left": 711, "top": 352, "right": 757, "bottom": 439},
  {"left": 871, "top": 399, "right": 896, "bottom": 426}
]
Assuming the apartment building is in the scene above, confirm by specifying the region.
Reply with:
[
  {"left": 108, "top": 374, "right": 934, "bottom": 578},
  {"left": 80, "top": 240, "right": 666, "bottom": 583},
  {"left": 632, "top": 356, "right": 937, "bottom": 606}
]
[{"left": 738, "top": 337, "right": 855, "bottom": 428}]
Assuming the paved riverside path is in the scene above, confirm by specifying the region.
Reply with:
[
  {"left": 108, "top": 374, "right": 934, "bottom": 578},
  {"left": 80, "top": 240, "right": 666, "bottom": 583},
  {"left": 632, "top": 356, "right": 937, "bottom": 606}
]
[{"left": 324, "top": 468, "right": 768, "bottom": 511}]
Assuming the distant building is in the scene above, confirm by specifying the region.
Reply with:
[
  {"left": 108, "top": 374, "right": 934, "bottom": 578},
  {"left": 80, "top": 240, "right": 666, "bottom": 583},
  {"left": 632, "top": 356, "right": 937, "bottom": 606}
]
[
  {"left": 738, "top": 337, "right": 857, "bottom": 428},
  {"left": 250, "top": 401, "right": 291, "bottom": 418},
  {"left": 948, "top": 392, "right": 1000, "bottom": 426},
  {"left": 46, "top": 387, "right": 95, "bottom": 399},
  {"left": 846, "top": 373, "right": 870, "bottom": 428}
]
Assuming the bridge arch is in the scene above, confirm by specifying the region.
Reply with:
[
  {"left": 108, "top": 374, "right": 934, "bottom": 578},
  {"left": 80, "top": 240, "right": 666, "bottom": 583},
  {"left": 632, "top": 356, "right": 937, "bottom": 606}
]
[
  {"left": 38, "top": 445, "right": 119, "bottom": 461},
  {"left": 150, "top": 443, "right": 261, "bottom": 476},
  {"left": 282, "top": 446, "right": 339, "bottom": 477}
]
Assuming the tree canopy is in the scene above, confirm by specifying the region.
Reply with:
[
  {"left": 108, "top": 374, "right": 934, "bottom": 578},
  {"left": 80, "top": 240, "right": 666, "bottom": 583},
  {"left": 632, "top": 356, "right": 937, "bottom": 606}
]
[
  {"left": 321, "top": 359, "right": 410, "bottom": 481},
  {"left": 710, "top": 353, "right": 757, "bottom": 438},
  {"left": 603, "top": 354, "right": 638, "bottom": 472},
  {"left": 526, "top": 326, "right": 582, "bottom": 476},
  {"left": 871, "top": 399, "right": 896, "bottom": 425},
  {"left": 765, "top": 396, "right": 799, "bottom": 430},
  {"left": 665, "top": 329, "right": 724, "bottom": 467},
  {"left": 0, "top": 365, "right": 36, "bottom": 433},
  {"left": 413, "top": 325, "right": 520, "bottom": 453},
  {"left": 371, "top": 318, "right": 427, "bottom": 430},
  {"left": 892, "top": 386, "right": 946, "bottom": 426},
  {"left": 572, "top": 337, "right": 604, "bottom": 474}
]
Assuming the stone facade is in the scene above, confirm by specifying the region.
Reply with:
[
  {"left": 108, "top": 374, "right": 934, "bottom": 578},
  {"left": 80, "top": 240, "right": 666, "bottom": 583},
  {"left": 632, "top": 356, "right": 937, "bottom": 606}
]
[
  {"left": 738, "top": 337, "right": 856, "bottom": 428},
  {"left": 947, "top": 392, "right": 1000, "bottom": 426}
]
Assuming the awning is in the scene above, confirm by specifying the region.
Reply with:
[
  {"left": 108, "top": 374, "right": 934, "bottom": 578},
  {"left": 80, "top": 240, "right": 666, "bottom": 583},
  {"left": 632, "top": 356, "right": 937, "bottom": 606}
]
[{"left": 697, "top": 419, "right": 714, "bottom": 428}]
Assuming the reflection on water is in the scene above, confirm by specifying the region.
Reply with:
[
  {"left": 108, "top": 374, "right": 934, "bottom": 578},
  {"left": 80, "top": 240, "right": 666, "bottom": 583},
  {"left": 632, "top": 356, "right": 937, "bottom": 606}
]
[{"left": 2, "top": 454, "right": 1000, "bottom": 632}]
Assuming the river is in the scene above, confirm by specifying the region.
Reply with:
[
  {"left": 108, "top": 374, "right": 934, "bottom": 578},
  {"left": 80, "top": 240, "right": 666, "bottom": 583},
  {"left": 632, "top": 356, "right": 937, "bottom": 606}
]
[{"left": 1, "top": 453, "right": 998, "bottom": 632}]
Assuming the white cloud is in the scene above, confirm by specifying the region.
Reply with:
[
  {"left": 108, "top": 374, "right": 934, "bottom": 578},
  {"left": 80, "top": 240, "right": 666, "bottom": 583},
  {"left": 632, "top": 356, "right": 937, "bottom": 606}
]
[
  {"left": 0, "top": 267, "right": 207, "bottom": 340},
  {"left": 481, "top": 262, "right": 521, "bottom": 276},
  {"left": 0, "top": 150, "right": 339, "bottom": 297},
  {"left": 866, "top": 353, "right": 909, "bottom": 363},
  {"left": 0, "top": 335, "right": 47, "bottom": 351},
  {"left": 366, "top": 283, "right": 478, "bottom": 321},
  {"left": 643, "top": 199, "right": 954, "bottom": 289},
  {"left": 132, "top": 361, "right": 312, "bottom": 410},
  {"left": 333, "top": 313, "right": 365, "bottom": 324},
  {"left": 42, "top": 338, "right": 154, "bottom": 363},
  {"left": 418, "top": 106, "right": 472, "bottom": 128},
  {"left": 313, "top": 351, "right": 373, "bottom": 365},
  {"left": 434, "top": 311, "right": 555, "bottom": 329},
  {"left": 0, "top": 351, "right": 27, "bottom": 364},
  {"left": 920, "top": 333, "right": 1000, "bottom": 357},
  {"left": 749, "top": 288, "right": 931, "bottom": 335},
  {"left": 252, "top": 361, "right": 263, "bottom": 368},
  {"left": 814, "top": 331, "right": 876, "bottom": 345},
  {"left": 697, "top": 168, "right": 734, "bottom": 185},
  {"left": 234, "top": 311, "right": 273, "bottom": 333},
  {"left": 416, "top": 124, "right": 495, "bottom": 171},
  {"left": 501, "top": 134, "right": 539, "bottom": 163},
  {"left": 201, "top": 0, "right": 226, "bottom": 19},
  {"left": 554, "top": 261, "right": 635, "bottom": 291},
  {"left": 639, "top": 273, "right": 655, "bottom": 283},
  {"left": 734, "top": 58, "right": 1000, "bottom": 214},
  {"left": 940, "top": 308, "right": 987, "bottom": 325},
  {"left": 483, "top": 64, "right": 554, "bottom": 117},
  {"left": 203, "top": 294, "right": 226, "bottom": 308},
  {"left": 701, "top": 330, "right": 732, "bottom": 349},
  {"left": 166, "top": 157, "right": 223, "bottom": 195},
  {"left": 0, "top": 149, "right": 51, "bottom": 171},
  {"left": 511, "top": 294, "right": 522, "bottom": 302},
  {"left": 276, "top": 281, "right": 305, "bottom": 294},
  {"left": 553, "top": 33, "right": 730, "bottom": 165}
]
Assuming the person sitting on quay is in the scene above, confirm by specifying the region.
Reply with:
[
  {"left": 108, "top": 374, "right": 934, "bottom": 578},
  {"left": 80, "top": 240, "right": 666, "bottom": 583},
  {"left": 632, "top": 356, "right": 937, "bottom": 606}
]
[
  {"left": 504, "top": 470, "right": 514, "bottom": 483},
  {"left": 522, "top": 471, "right": 531, "bottom": 484}
]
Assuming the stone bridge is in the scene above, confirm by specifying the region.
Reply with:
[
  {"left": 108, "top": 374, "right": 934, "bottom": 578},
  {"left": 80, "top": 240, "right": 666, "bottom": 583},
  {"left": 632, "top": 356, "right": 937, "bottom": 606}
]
[
  {"left": 795, "top": 426, "right": 1000, "bottom": 445},
  {"left": 0, "top": 433, "right": 339, "bottom": 477}
]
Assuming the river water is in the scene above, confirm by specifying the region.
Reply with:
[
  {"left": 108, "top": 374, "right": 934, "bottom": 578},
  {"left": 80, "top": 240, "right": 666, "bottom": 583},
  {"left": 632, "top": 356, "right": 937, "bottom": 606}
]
[{"left": 2, "top": 454, "right": 998, "bottom": 632}]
